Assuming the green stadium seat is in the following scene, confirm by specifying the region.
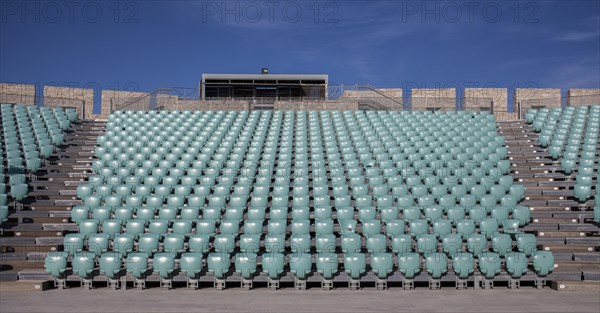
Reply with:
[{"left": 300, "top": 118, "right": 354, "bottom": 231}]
[{"left": 344, "top": 253, "right": 366, "bottom": 280}]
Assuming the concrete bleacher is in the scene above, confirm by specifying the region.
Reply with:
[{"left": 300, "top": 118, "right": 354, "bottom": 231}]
[{"left": 0, "top": 106, "right": 598, "bottom": 291}]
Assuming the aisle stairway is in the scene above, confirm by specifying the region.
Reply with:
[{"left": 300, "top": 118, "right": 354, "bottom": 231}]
[
  {"left": 497, "top": 121, "right": 599, "bottom": 285},
  {"left": 0, "top": 120, "right": 105, "bottom": 281}
]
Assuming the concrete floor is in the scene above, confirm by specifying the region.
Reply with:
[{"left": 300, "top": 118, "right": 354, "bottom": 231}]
[{"left": 1, "top": 288, "right": 599, "bottom": 313}]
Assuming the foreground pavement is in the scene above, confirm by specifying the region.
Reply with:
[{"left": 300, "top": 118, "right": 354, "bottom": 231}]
[{"left": 1, "top": 288, "right": 599, "bottom": 313}]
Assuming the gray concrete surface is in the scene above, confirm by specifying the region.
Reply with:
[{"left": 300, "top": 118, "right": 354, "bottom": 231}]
[{"left": 1, "top": 288, "right": 599, "bottom": 313}]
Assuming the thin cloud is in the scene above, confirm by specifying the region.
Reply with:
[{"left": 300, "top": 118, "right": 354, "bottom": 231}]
[{"left": 555, "top": 30, "right": 600, "bottom": 42}]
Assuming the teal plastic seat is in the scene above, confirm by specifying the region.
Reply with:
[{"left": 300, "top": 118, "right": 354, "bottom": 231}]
[
  {"left": 366, "top": 234, "right": 387, "bottom": 253},
  {"left": 425, "top": 252, "right": 448, "bottom": 279},
  {"left": 89, "top": 205, "right": 112, "bottom": 223},
  {"left": 261, "top": 253, "right": 285, "bottom": 280},
  {"left": 532, "top": 250, "right": 555, "bottom": 277},
  {"left": 491, "top": 233, "right": 513, "bottom": 257},
  {"left": 87, "top": 233, "right": 110, "bottom": 255},
  {"left": 502, "top": 219, "right": 522, "bottom": 234},
  {"left": 70, "top": 206, "right": 90, "bottom": 224},
  {"left": 446, "top": 207, "right": 465, "bottom": 225},
  {"left": 370, "top": 252, "right": 394, "bottom": 279},
  {"left": 99, "top": 252, "right": 122, "bottom": 279},
  {"left": 162, "top": 233, "right": 186, "bottom": 255},
  {"left": 196, "top": 219, "right": 217, "bottom": 236},
  {"left": 153, "top": 252, "right": 176, "bottom": 279},
  {"left": 338, "top": 219, "right": 357, "bottom": 234},
  {"left": 316, "top": 254, "right": 338, "bottom": 279},
  {"left": 72, "top": 252, "right": 96, "bottom": 279},
  {"left": 391, "top": 234, "right": 413, "bottom": 255},
  {"left": 515, "top": 233, "right": 537, "bottom": 257},
  {"left": 267, "top": 220, "right": 287, "bottom": 235},
  {"left": 362, "top": 219, "right": 382, "bottom": 236},
  {"left": 101, "top": 219, "right": 123, "bottom": 239},
  {"left": 479, "top": 218, "right": 499, "bottom": 240},
  {"left": 179, "top": 252, "right": 204, "bottom": 279},
  {"left": 63, "top": 233, "right": 86, "bottom": 256},
  {"left": 289, "top": 233, "right": 311, "bottom": 253},
  {"left": 442, "top": 234, "right": 463, "bottom": 258},
  {"left": 289, "top": 253, "right": 312, "bottom": 280},
  {"left": 214, "top": 234, "right": 236, "bottom": 253},
  {"left": 417, "top": 234, "right": 438, "bottom": 255},
  {"left": 506, "top": 252, "right": 528, "bottom": 279},
  {"left": 385, "top": 219, "right": 405, "bottom": 237},
  {"left": 235, "top": 252, "right": 258, "bottom": 279},
  {"left": 432, "top": 219, "right": 452, "bottom": 238},
  {"left": 126, "top": 252, "right": 149, "bottom": 279},
  {"left": 113, "top": 233, "right": 135, "bottom": 257},
  {"left": 343, "top": 253, "right": 366, "bottom": 279},
  {"left": 398, "top": 253, "right": 421, "bottom": 279},
  {"left": 207, "top": 253, "right": 231, "bottom": 279},
  {"left": 315, "top": 219, "right": 334, "bottom": 235},
  {"left": 239, "top": 234, "right": 261, "bottom": 253},
  {"left": 452, "top": 252, "right": 474, "bottom": 279},
  {"left": 268, "top": 207, "right": 288, "bottom": 220},
  {"left": 314, "top": 206, "right": 333, "bottom": 220},
  {"left": 409, "top": 219, "right": 429, "bottom": 238},
  {"left": 137, "top": 233, "right": 160, "bottom": 256},
  {"left": 44, "top": 252, "right": 68, "bottom": 278},
  {"left": 148, "top": 219, "right": 169, "bottom": 235},
  {"left": 79, "top": 219, "right": 99, "bottom": 239},
  {"left": 479, "top": 252, "right": 502, "bottom": 279},
  {"left": 512, "top": 206, "right": 531, "bottom": 226},
  {"left": 466, "top": 234, "right": 488, "bottom": 258},
  {"left": 315, "top": 234, "right": 336, "bottom": 253},
  {"left": 264, "top": 234, "right": 286, "bottom": 253},
  {"left": 188, "top": 234, "right": 211, "bottom": 254}
]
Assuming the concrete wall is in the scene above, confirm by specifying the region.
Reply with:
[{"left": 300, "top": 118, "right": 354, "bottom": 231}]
[
  {"left": 44, "top": 86, "right": 94, "bottom": 120},
  {"left": 342, "top": 88, "right": 402, "bottom": 109},
  {"left": 411, "top": 88, "right": 456, "bottom": 110},
  {"left": 100, "top": 90, "right": 148, "bottom": 118},
  {"left": 567, "top": 89, "right": 600, "bottom": 107},
  {"left": 0, "top": 83, "right": 36, "bottom": 105},
  {"left": 494, "top": 112, "right": 520, "bottom": 121},
  {"left": 514, "top": 88, "right": 561, "bottom": 114},
  {"left": 464, "top": 88, "right": 507, "bottom": 112}
]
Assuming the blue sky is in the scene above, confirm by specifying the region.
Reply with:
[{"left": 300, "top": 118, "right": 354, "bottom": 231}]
[{"left": 1, "top": 0, "right": 599, "bottom": 111}]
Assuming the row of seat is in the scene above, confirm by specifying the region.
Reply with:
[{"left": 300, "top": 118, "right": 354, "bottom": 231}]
[
  {"left": 70, "top": 204, "right": 530, "bottom": 225},
  {"left": 46, "top": 249, "right": 555, "bottom": 284},
  {"left": 63, "top": 230, "right": 537, "bottom": 259}
]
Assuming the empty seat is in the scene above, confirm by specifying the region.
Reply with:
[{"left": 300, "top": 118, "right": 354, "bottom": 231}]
[
  {"left": 532, "top": 250, "right": 555, "bottom": 277},
  {"left": 44, "top": 252, "right": 68, "bottom": 279},
  {"left": 343, "top": 253, "right": 366, "bottom": 279},
  {"left": 153, "top": 252, "right": 176, "bottom": 280},
  {"left": 289, "top": 253, "right": 312, "bottom": 280},
  {"left": 235, "top": 252, "right": 258, "bottom": 280},
  {"left": 506, "top": 252, "right": 528, "bottom": 279},
  {"left": 452, "top": 252, "right": 474, "bottom": 279},
  {"left": 126, "top": 252, "right": 149, "bottom": 280},
  {"left": 425, "top": 253, "right": 448, "bottom": 279},
  {"left": 261, "top": 253, "right": 285, "bottom": 280},
  {"left": 398, "top": 253, "right": 421, "bottom": 279},
  {"left": 99, "top": 252, "right": 122, "bottom": 280},
  {"left": 370, "top": 252, "right": 394, "bottom": 279},
  {"left": 316, "top": 254, "right": 338, "bottom": 279},
  {"left": 72, "top": 252, "right": 96, "bottom": 280},
  {"left": 207, "top": 253, "right": 231, "bottom": 279}
]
